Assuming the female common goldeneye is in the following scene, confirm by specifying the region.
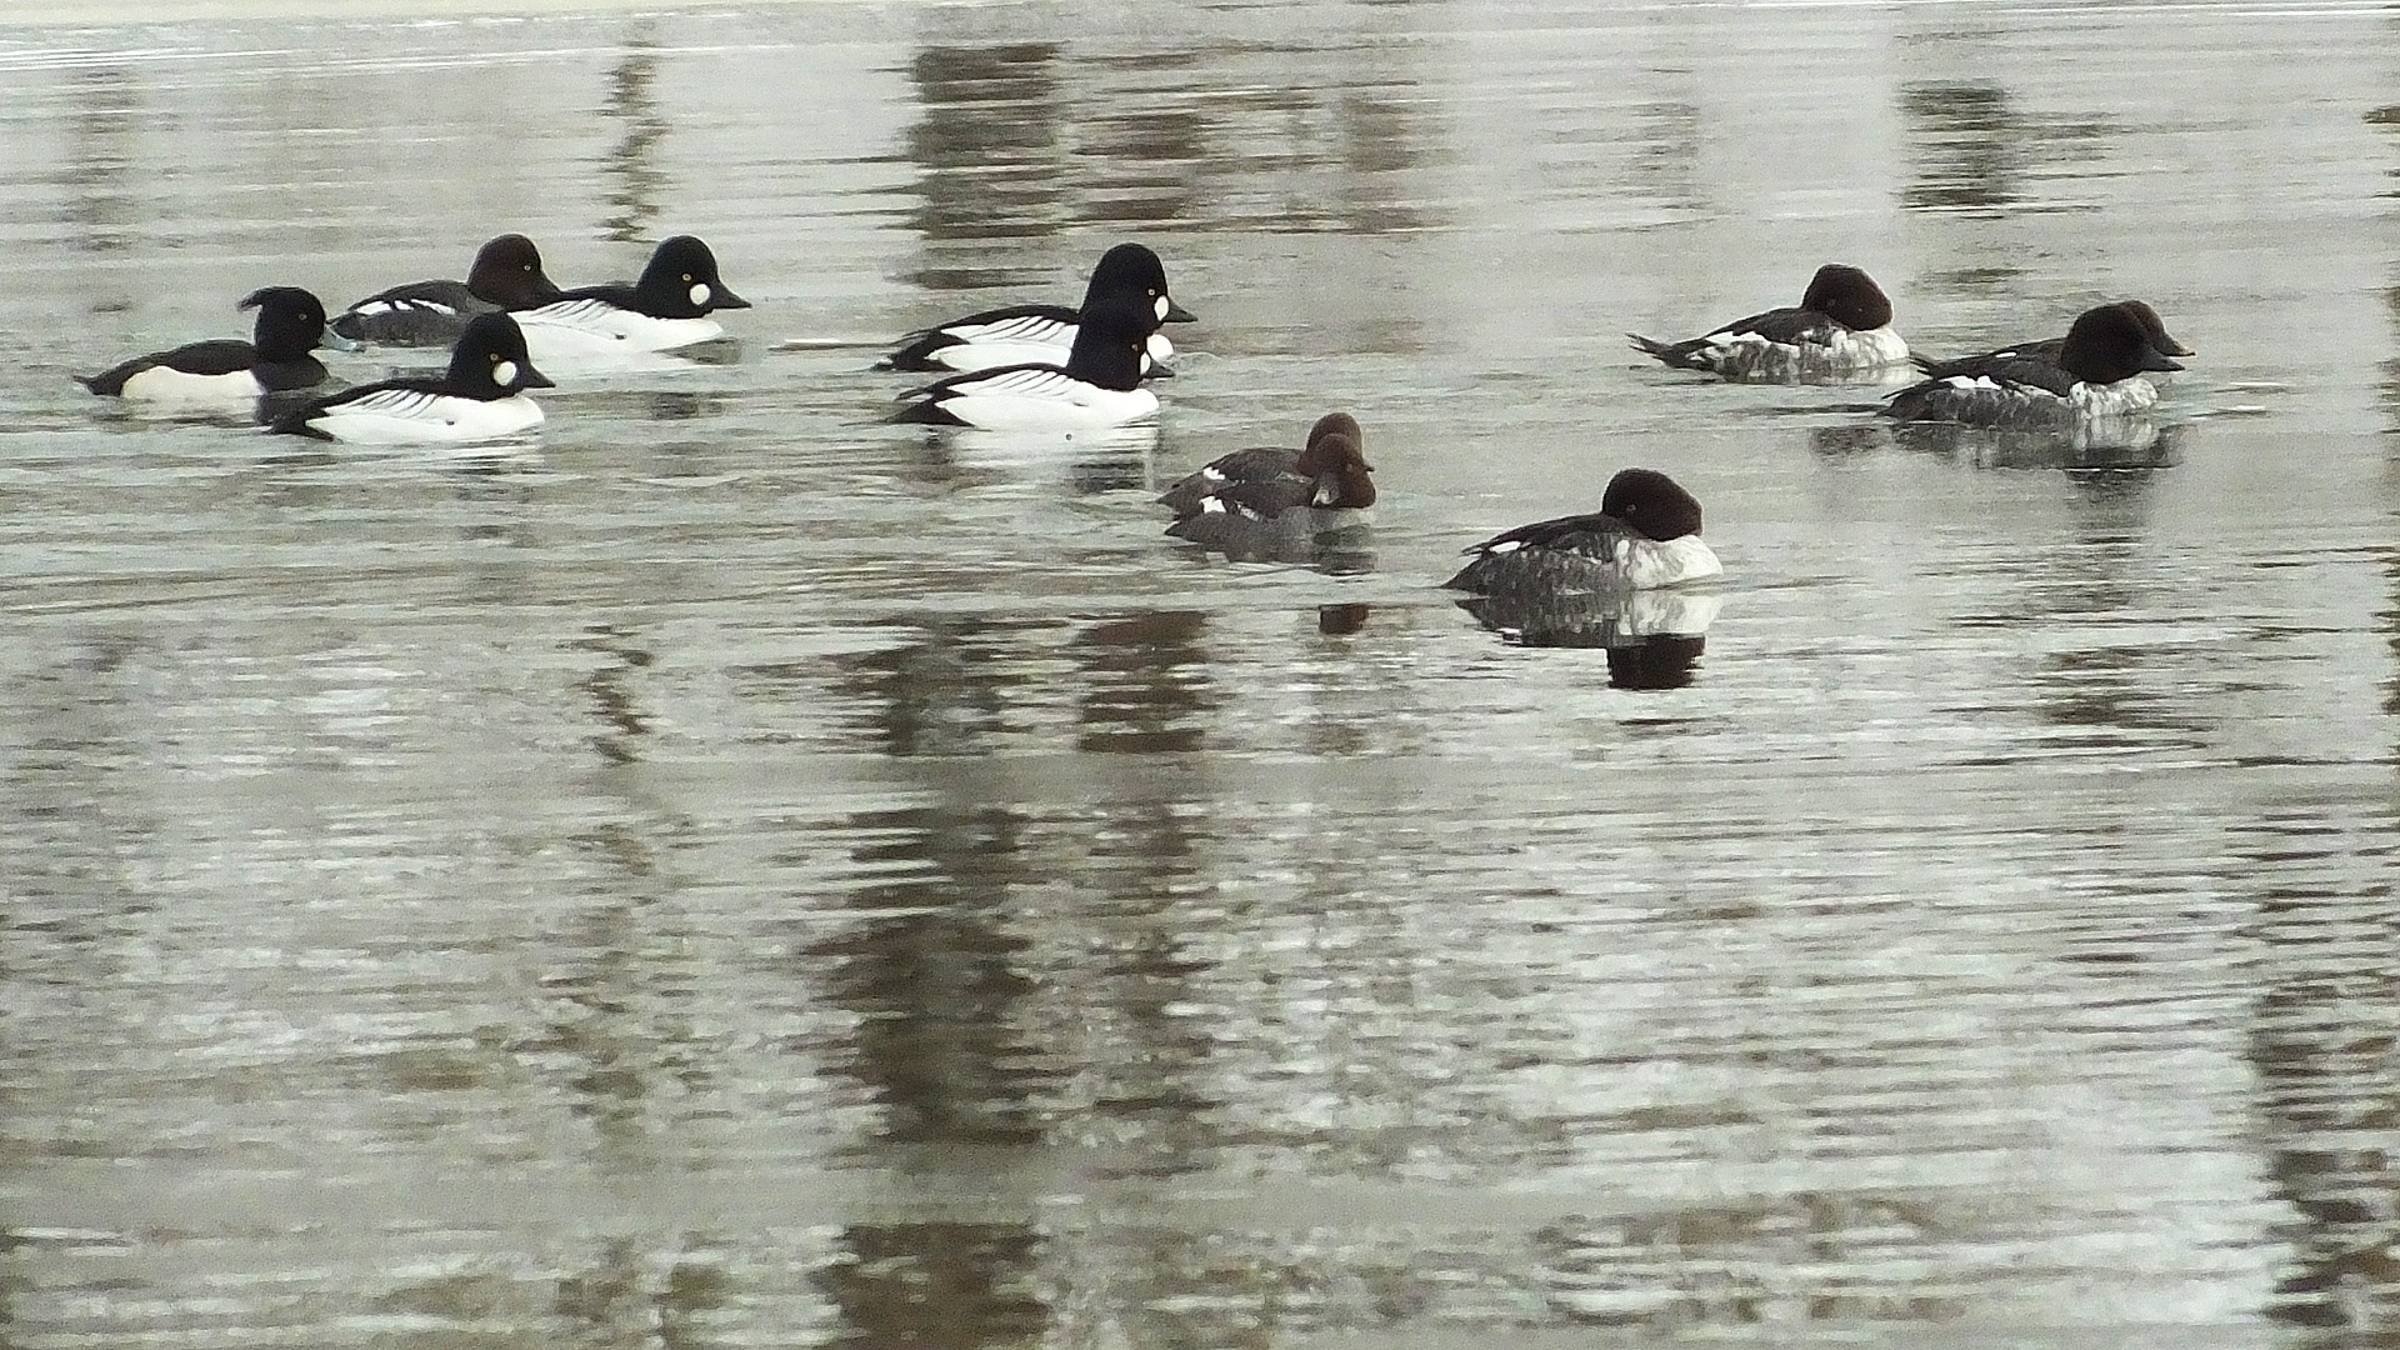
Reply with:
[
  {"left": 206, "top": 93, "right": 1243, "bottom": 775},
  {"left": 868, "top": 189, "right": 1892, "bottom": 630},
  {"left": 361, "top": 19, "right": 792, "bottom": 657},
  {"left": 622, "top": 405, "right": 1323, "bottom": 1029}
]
[
  {"left": 79, "top": 287, "right": 339, "bottom": 404},
  {"left": 1912, "top": 299, "right": 2191, "bottom": 379},
  {"left": 1164, "top": 425, "right": 1375, "bottom": 558},
  {"left": 892, "top": 294, "right": 1159, "bottom": 430},
  {"left": 514, "top": 235, "right": 749, "bottom": 358},
  {"left": 879, "top": 242, "right": 1194, "bottom": 373},
  {"left": 1156, "top": 412, "right": 1361, "bottom": 516},
  {"left": 1883, "top": 302, "right": 2182, "bottom": 427},
  {"left": 270, "top": 312, "right": 552, "bottom": 445},
  {"left": 1629, "top": 264, "right": 1908, "bottom": 380},
  {"left": 1445, "top": 468, "right": 1721, "bottom": 596},
  {"left": 329, "top": 234, "right": 563, "bottom": 347}
]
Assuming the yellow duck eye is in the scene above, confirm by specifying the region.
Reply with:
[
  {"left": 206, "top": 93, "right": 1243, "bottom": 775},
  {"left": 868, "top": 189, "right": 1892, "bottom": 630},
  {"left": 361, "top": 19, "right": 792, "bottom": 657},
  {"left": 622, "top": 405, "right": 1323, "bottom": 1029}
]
[
  {"left": 681, "top": 273, "right": 693, "bottom": 282},
  {"left": 489, "top": 352, "right": 501, "bottom": 363}
]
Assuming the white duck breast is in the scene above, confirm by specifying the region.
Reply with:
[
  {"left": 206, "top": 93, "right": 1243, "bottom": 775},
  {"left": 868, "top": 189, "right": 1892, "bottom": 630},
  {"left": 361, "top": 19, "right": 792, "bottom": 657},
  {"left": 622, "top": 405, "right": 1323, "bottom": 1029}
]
[
  {"left": 2070, "top": 377, "right": 2160, "bottom": 416},
  {"left": 515, "top": 297, "right": 725, "bottom": 357},
  {"left": 1619, "top": 533, "right": 1724, "bottom": 589},
  {"left": 297, "top": 388, "right": 546, "bottom": 446},
  {"left": 929, "top": 367, "right": 1161, "bottom": 430},
  {"left": 117, "top": 365, "right": 263, "bottom": 405},
  {"left": 930, "top": 327, "right": 1176, "bottom": 374}
]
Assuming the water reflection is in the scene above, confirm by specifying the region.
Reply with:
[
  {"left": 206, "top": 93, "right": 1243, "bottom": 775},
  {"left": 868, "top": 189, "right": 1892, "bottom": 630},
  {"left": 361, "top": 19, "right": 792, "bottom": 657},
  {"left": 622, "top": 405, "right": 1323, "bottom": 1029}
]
[
  {"left": 62, "top": 68, "right": 137, "bottom": 266},
  {"left": 1074, "top": 610, "right": 1209, "bottom": 754},
  {"left": 820, "top": 1222, "right": 1047, "bottom": 1348},
  {"left": 1879, "top": 419, "right": 2186, "bottom": 480},
  {"left": 2243, "top": 846, "right": 2400, "bottom": 1334},
  {"left": 1897, "top": 76, "right": 2110, "bottom": 216},
  {"left": 1457, "top": 589, "right": 1720, "bottom": 688},
  {"left": 1900, "top": 81, "right": 2016, "bottom": 212},
  {"left": 598, "top": 28, "right": 667, "bottom": 244},
  {"left": 1319, "top": 602, "right": 1371, "bottom": 636},
  {"left": 937, "top": 424, "right": 1160, "bottom": 493},
  {"left": 1535, "top": 1196, "right": 1967, "bottom": 1328},
  {"left": 903, "top": 43, "right": 1065, "bottom": 287},
  {"left": 809, "top": 800, "right": 1045, "bottom": 1146}
]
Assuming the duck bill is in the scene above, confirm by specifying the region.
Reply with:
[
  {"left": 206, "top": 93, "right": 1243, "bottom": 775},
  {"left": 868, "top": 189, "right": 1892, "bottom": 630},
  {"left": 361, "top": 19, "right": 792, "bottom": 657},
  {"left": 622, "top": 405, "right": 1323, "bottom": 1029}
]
[
  {"left": 712, "top": 286, "right": 753, "bottom": 310},
  {"left": 1163, "top": 300, "right": 1197, "bottom": 323},
  {"left": 2160, "top": 337, "right": 2195, "bottom": 357},
  {"left": 1146, "top": 362, "right": 1175, "bottom": 380},
  {"left": 2140, "top": 350, "right": 2185, "bottom": 374},
  {"left": 321, "top": 331, "right": 366, "bottom": 353},
  {"left": 523, "top": 364, "right": 557, "bottom": 389}
]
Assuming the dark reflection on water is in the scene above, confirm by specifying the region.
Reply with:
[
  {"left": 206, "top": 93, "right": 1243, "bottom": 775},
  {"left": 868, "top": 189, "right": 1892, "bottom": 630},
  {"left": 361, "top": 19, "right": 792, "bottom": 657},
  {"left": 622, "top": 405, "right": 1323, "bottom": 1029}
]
[
  {"left": 905, "top": 42, "right": 1065, "bottom": 285},
  {"left": 1075, "top": 610, "right": 1210, "bottom": 753},
  {"left": 821, "top": 1223, "right": 1047, "bottom": 1348},
  {"left": 1900, "top": 81, "right": 2019, "bottom": 213},
  {"left": 63, "top": 68, "right": 138, "bottom": 267},
  {"left": 1898, "top": 72, "right": 2111, "bottom": 216},
  {"left": 598, "top": 28, "right": 667, "bottom": 244},
  {"left": 812, "top": 801, "right": 1045, "bottom": 1146},
  {"left": 2244, "top": 847, "right": 2400, "bottom": 1334}
]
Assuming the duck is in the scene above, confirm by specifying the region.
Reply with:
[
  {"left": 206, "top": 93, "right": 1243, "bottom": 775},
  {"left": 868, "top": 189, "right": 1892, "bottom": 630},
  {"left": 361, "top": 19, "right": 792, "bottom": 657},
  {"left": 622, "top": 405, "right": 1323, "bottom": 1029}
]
[
  {"left": 1156, "top": 412, "right": 1361, "bottom": 516},
  {"left": 1629, "top": 264, "right": 1908, "bottom": 381},
  {"left": 892, "top": 293, "right": 1159, "bottom": 430},
  {"left": 329, "top": 234, "right": 563, "bottom": 347},
  {"left": 1911, "top": 299, "right": 2191, "bottom": 379},
  {"left": 1445, "top": 468, "right": 1721, "bottom": 596},
  {"left": 269, "top": 312, "right": 552, "bottom": 445},
  {"left": 1164, "top": 426, "right": 1375, "bottom": 557},
  {"left": 514, "top": 235, "right": 749, "bottom": 358},
  {"left": 879, "top": 242, "right": 1194, "bottom": 373},
  {"left": 1882, "top": 302, "right": 2182, "bottom": 427},
  {"left": 78, "top": 287, "right": 340, "bottom": 405}
]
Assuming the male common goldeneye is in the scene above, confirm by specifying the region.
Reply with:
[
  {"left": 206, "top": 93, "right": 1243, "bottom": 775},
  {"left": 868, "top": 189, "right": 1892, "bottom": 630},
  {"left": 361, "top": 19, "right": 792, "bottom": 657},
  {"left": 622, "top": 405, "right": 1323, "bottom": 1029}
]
[
  {"left": 1629, "top": 264, "right": 1908, "bottom": 381},
  {"left": 1883, "top": 302, "right": 2182, "bottom": 427},
  {"left": 1912, "top": 299, "right": 2191, "bottom": 379},
  {"left": 1445, "top": 468, "right": 1721, "bottom": 596},
  {"left": 270, "top": 312, "right": 553, "bottom": 445},
  {"left": 892, "top": 293, "right": 1159, "bottom": 430},
  {"left": 1164, "top": 424, "right": 1375, "bottom": 559},
  {"left": 879, "top": 242, "right": 1194, "bottom": 373},
  {"left": 79, "top": 287, "right": 339, "bottom": 404},
  {"left": 330, "top": 234, "right": 563, "bottom": 347},
  {"left": 1156, "top": 412, "right": 1361, "bottom": 516},
  {"left": 515, "top": 235, "right": 749, "bottom": 358}
]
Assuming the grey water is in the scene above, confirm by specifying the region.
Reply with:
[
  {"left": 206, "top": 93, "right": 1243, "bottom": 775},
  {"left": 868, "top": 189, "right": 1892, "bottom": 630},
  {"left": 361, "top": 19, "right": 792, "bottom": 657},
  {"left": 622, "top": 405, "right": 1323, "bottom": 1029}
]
[{"left": 4, "top": 0, "right": 2400, "bottom": 1344}]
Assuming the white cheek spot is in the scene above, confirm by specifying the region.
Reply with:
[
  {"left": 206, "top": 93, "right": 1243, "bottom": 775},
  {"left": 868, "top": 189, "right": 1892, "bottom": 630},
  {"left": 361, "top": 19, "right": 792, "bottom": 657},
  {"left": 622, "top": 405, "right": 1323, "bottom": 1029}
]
[
  {"left": 1154, "top": 296, "right": 1169, "bottom": 321},
  {"left": 492, "top": 360, "right": 517, "bottom": 386},
  {"left": 689, "top": 283, "right": 711, "bottom": 306},
  {"left": 1201, "top": 498, "right": 1228, "bottom": 514},
  {"left": 1487, "top": 540, "right": 1523, "bottom": 555},
  {"left": 1140, "top": 353, "right": 1153, "bottom": 374}
]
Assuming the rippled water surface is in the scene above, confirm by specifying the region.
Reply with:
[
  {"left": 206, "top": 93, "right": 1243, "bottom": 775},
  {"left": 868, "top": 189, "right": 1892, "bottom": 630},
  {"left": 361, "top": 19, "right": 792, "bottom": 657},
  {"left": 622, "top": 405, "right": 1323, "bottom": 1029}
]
[{"left": 7, "top": 1, "right": 2400, "bottom": 1344}]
